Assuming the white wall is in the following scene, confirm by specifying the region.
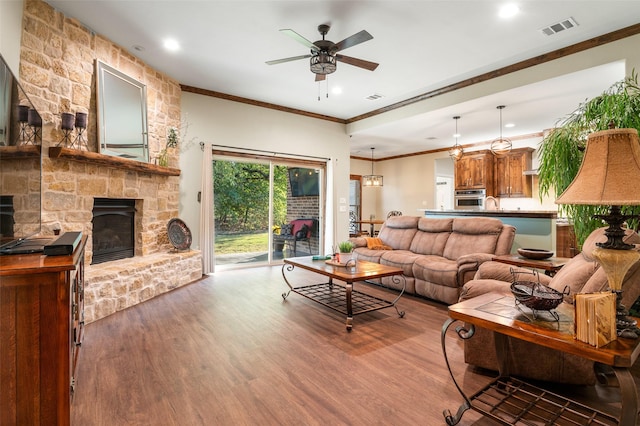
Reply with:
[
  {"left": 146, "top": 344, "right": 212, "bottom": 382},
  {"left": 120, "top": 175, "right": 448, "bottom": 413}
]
[
  {"left": 0, "top": 0, "right": 23, "bottom": 73},
  {"left": 179, "top": 91, "right": 351, "bottom": 253}
]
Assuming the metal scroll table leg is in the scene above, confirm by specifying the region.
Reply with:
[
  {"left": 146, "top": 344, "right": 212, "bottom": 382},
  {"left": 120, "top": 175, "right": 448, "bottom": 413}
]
[
  {"left": 346, "top": 281, "right": 353, "bottom": 331},
  {"left": 441, "top": 318, "right": 475, "bottom": 425},
  {"left": 281, "top": 263, "right": 294, "bottom": 300}
]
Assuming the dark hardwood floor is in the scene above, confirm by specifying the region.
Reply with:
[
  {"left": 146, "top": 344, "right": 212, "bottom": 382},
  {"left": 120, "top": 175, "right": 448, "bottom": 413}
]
[{"left": 71, "top": 265, "right": 638, "bottom": 425}]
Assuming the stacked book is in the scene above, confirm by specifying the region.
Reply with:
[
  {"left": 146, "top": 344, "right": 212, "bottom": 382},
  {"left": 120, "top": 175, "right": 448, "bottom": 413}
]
[{"left": 574, "top": 292, "right": 617, "bottom": 348}]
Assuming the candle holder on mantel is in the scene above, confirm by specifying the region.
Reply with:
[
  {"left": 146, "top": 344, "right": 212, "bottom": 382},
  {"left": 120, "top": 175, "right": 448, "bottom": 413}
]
[
  {"left": 26, "top": 108, "right": 42, "bottom": 145},
  {"left": 71, "top": 111, "right": 88, "bottom": 150},
  {"left": 15, "top": 105, "right": 30, "bottom": 145},
  {"left": 58, "top": 112, "right": 75, "bottom": 147}
]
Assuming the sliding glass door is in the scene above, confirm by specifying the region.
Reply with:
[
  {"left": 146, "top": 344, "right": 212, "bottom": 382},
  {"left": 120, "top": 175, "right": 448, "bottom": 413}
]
[{"left": 212, "top": 154, "right": 323, "bottom": 269}]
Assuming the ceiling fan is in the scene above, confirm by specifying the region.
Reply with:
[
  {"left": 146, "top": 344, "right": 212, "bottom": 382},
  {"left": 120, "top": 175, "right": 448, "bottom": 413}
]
[{"left": 266, "top": 24, "right": 379, "bottom": 81}]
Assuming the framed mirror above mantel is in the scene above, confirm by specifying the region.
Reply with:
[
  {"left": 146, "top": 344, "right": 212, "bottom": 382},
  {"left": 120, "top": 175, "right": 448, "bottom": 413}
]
[{"left": 96, "top": 60, "right": 150, "bottom": 163}]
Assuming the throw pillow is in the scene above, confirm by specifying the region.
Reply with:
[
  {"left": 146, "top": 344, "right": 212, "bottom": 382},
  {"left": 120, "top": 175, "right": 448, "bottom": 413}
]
[
  {"left": 295, "top": 224, "right": 309, "bottom": 240},
  {"left": 280, "top": 224, "right": 293, "bottom": 236},
  {"left": 365, "top": 237, "right": 392, "bottom": 250}
]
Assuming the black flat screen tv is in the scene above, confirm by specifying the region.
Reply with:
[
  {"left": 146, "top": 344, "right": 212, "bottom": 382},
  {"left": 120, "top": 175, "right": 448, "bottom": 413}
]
[{"left": 288, "top": 167, "right": 319, "bottom": 197}]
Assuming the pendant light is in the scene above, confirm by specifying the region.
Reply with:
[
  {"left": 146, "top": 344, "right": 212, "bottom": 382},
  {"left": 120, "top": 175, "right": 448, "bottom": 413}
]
[
  {"left": 448, "top": 116, "right": 464, "bottom": 161},
  {"left": 362, "top": 147, "right": 383, "bottom": 187},
  {"left": 490, "top": 105, "right": 512, "bottom": 156}
]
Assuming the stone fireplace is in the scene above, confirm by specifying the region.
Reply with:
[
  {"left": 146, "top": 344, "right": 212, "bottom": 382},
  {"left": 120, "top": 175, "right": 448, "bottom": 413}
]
[
  {"left": 42, "top": 150, "right": 203, "bottom": 324},
  {"left": 16, "top": 0, "right": 203, "bottom": 324}
]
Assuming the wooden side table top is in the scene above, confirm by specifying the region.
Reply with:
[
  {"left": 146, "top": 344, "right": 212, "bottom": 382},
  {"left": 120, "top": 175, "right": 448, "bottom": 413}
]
[
  {"left": 448, "top": 292, "right": 640, "bottom": 368},
  {"left": 492, "top": 254, "right": 572, "bottom": 274}
]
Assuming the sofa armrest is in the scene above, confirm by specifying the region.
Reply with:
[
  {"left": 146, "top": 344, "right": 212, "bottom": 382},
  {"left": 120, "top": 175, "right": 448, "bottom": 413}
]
[
  {"left": 456, "top": 252, "right": 495, "bottom": 267},
  {"left": 473, "top": 261, "right": 552, "bottom": 285},
  {"left": 349, "top": 236, "right": 368, "bottom": 248},
  {"left": 459, "top": 278, "right": 514, "bottom": 301}
]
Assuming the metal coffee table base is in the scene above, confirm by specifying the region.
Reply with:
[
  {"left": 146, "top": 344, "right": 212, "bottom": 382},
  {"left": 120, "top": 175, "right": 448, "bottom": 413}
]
[{"left": 281, "top": 263, "right": 405, "bottom": 331}]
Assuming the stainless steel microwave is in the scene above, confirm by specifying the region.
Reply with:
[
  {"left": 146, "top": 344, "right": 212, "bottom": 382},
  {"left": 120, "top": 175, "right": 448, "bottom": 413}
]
[{"left": 454, "top": 189, "right": 486, "bottom": 210}]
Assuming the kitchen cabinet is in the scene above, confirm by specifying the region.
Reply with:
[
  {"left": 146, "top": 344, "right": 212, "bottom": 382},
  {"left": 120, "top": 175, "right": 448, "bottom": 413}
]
[
  {"left": 454, "top": 150, "right": 494, "bottom": 194},
  {"left": 0, "top": 236, "right": 86, "bottom": 425},
  {"left": 494, "top": 148, "right": 534, "bottom": 197}
]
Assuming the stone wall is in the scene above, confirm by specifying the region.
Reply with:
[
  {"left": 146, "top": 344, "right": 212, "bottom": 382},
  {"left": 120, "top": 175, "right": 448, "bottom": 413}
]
[{"left": 17, "top": 0, "right": 203, "bottom": 323}]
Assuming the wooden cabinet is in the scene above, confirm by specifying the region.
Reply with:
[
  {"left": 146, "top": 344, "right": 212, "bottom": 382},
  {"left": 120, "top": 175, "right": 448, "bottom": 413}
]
[
  {"left": 454, "top": 150, "right": 494, "bottom": 194},
  {"left": 557, "top": 223, "right": 579, "bottom": 258},
  {"left": 494, "top": 148, "right": 533, "bottom": 198},
  {"left": 0, "top": 236, "right": 86, "bottom": 426}
]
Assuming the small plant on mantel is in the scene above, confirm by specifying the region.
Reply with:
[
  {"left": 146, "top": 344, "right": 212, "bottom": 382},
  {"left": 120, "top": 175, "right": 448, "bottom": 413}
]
[{"left": 158, "top": 127, "right": 179, "bottom": 167}]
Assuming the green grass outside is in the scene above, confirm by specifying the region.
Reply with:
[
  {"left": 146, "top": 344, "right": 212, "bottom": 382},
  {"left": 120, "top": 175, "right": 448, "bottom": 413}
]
[{"left": 215, "top": 232, "right": 269, "bottom": 254}]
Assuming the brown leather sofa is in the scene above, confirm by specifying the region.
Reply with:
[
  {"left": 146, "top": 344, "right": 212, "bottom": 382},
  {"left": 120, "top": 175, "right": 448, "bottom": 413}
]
[
  {"left": 459, "top": 227, "right": 640, "bottom": 385},
  {"left": 350, "top": 215, "right": 516, "bottom": 304}
]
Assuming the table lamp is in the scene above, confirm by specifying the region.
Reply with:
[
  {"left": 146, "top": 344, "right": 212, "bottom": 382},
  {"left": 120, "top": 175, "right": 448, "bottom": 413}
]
[{"left": 555, "top": 127, "right": 640, "bottom": 337}]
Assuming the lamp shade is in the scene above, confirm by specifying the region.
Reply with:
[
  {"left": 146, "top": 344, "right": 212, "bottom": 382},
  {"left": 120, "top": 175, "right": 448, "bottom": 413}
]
[{"left": 555, "top": 128, "right": 640, "bottom": 206}]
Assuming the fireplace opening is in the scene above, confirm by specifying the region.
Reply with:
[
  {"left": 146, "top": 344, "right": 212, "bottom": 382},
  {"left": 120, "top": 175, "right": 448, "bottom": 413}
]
[
  {"left": 0, "top": 196, "right": 15, "bottom": 238},
  {"left": 92, "top": 198, "right": 135, "bottom": 264}
]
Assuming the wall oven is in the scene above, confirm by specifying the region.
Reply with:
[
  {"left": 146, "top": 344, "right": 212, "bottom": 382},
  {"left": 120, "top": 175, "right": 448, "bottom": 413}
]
[{"left": 454, "top": 189, "right": 486, "bottom": 210}]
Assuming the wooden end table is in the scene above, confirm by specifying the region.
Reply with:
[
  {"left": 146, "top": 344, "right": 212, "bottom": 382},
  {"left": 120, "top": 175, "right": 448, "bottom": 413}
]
[
  {"left": 441, "top": 292, "right": 640, "bottom": 425},
  {"left": 493, "top": 254, "right": 572, "bottom": 276},
  {"left": 281, "top": 257, "right": 405, "bottom": 331}
]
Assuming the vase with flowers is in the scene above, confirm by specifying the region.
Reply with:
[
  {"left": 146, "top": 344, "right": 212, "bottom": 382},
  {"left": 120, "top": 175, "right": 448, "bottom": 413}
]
[{"left": 158, "top": 127, "right": 179, "bottom": 167}]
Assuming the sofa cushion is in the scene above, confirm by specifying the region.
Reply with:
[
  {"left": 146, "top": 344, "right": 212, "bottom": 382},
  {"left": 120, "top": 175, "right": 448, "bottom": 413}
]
[
  {"left": 380, "top": 250, "right": 421, "bottom": 277},
  {"left": 549, "top": 227, "right": 640, "bottom": 303},
  {"left": 412, "top": 255, "right": 459, "bottom": 288},
  {"left": 353, "top": 248, "right": 386, "bottom": 264},
  {"left": 409, "top": 217, "right": 453, "bottom": 256},
  {"left": 547, "top": 256, "right": 598, "bottom": 303},
  {"left": 442, "top": 218, "right": 504, "bottom": 260},
  {"left": 377, "top": 216, "right": 419, "bottom": 250}
]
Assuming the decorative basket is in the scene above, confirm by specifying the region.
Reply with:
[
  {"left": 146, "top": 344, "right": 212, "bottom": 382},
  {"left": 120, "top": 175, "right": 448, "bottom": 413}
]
[{"left": 509, "top": 269, "right": 568, "bottom": 312}]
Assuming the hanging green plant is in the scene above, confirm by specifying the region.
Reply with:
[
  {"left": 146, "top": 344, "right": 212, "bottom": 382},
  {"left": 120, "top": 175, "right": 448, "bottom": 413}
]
[{"left": 538, "top": 70, "right": 640, "bottom": 246}]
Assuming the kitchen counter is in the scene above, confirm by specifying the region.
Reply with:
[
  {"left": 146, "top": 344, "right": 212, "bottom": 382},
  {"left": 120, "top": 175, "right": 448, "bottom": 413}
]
[
  {"left": 418, "top": 209, "right": 558, "bottom": 219},
  {"left": 419, "top": 209, "right": 558, "bottom": 253}
]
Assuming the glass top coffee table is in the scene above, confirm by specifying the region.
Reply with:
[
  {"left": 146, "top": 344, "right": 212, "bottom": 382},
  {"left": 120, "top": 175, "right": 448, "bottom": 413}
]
[{"left": 281, "top": 257, "right": 406, "bottom": 331}]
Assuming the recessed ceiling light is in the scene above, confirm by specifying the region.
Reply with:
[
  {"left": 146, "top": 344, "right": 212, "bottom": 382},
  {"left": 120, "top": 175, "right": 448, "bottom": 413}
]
[
  {"left": 332, "top": 87, "right": 343, "bottom": 95},
  {"left": 505, "top": 123, "right": 515, "bottom": 128},
  {"left": 498, "top": 3, "right": 519, "bottom": 19},
  {"left": 163, "top": 38, "right": 180, "bottom": 52}
]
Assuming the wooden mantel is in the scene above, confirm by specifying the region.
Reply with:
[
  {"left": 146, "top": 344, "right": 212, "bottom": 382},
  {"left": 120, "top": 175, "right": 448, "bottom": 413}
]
[{"left": 48, "top": 147, "right": 181, "bottom": 176}]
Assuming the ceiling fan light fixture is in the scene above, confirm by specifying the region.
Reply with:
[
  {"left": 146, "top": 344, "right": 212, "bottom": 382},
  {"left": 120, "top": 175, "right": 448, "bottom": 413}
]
[
  {"left": 310, "top": 52, "right": 337, "bottom": 74},
  {"left": 449, "top": 116, "right": 464, "bottom": 161},
  {"left": 491, "top": 105, "right": 512, "bottom": 156},
  {"left": 362, "top": 147, "right": 383, "bottom": 187}
]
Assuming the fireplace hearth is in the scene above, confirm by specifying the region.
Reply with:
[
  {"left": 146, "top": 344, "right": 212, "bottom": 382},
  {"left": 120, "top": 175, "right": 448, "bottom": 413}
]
[{"left": 92, "top": 198, "right": 136, "bottom": 264}]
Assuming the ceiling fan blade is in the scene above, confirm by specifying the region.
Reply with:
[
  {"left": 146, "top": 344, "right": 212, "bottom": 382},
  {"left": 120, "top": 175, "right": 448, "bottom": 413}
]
[
  {"left": 280, "top": 29, "right": 319, "bottom": 51},
  {"left": 335, "top": 54, "right": 379, "bottom": 71},
  {"left": 315, "top": 74, "right": 326, "bottom": 82},
  {"left": 265, "top": 54, "right": 311, "bottom": 65},
  {"left": 334, "top": 30, "right": 373, "bottom": 52}
]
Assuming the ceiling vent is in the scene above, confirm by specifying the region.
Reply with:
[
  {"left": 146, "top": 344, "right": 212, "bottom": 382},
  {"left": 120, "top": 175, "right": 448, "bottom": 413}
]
[
  {"left": 539, "top": 17, "right": 578, "bottom": 36},
  {"left": 365, "top": 93, "right": 384, "bottom": 101}
]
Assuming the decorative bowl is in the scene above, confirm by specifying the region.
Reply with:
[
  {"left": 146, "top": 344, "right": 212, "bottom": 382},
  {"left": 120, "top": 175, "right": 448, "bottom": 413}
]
[
  {"left": 517, "top": 248, "right": 554, "bottom": 260},
  {"left": 510, "top": 281, "right": 565, "bottom": 311}
]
